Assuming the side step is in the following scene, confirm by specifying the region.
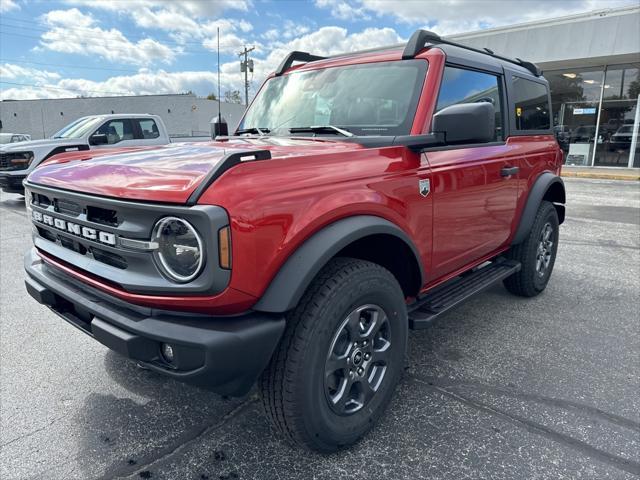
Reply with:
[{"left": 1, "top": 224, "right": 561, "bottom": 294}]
[{"left": 408, "top": 259, "right": 521, "bottom": 329}]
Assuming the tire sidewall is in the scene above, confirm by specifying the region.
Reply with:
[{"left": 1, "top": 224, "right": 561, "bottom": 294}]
[
  {"left": 530, "top": 204, "right": 560, "bottom": 292},
  {"left": 296, "top": 270, "right": 407, "bottom": 449}
]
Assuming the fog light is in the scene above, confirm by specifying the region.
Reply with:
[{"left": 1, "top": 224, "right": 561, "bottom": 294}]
[{"left": 161, "top": 343, "right": 175, "bottom": 363}]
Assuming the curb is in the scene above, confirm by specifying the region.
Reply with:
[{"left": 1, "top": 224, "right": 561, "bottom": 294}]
[{"left": 561, "top": 171, "right": 640, "bottom": 181}]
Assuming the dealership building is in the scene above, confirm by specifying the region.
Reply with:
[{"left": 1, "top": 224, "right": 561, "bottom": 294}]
[
  {"left": 451, "top": 4, "right": 640, "bottom": 168},
  {"left": 0, "top": 94, "right": 245, "bottom": 140}
]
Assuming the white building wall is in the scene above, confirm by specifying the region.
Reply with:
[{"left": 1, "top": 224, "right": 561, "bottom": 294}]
[
  {"left": 449, "top": 6, "right": 640, "bottom": 71},
  {"left": 0, "top": 94, "right": 246, "bottom": 140}
]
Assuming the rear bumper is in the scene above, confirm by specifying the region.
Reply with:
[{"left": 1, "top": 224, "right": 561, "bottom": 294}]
[
  {"left": 0, "top": 172, "right": 26, "bottom": 193},
  {"left": 24, "top": 248, "right": 285, "bottom": 396}
]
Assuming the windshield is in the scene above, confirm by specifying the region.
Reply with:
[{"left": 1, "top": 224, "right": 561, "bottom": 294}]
[
  {"left": 52, "top": 116, "right": 105, "bottom": 139},
  {"left": 617, "top": 126, "right": 633, "bottom": 134},
  {"left": 239, "top": 60, "right": 427, "bottom": 136}
]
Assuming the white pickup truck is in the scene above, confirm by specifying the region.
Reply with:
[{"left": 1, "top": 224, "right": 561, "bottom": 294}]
[{"left": 0, "top": 113, "right": 174, "bottom": 194}]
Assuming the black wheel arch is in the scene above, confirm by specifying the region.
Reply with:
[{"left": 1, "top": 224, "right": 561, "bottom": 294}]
[
  {"left": 512, "top": 172, "right": 565, "bottom": 245},
  {"left": 253, "top": 215, "right": 424, "bottom": 313}
]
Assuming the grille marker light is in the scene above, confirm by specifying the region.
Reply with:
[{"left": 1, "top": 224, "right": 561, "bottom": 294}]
[{"left": 218, "top": 226, "right": 231, "bottom": 269}]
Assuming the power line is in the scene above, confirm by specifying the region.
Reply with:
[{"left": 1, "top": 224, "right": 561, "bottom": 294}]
[
  {"left": 0, "top": 80, "right": 133, "bottom": 96},
  {"left": 0, "top": 29, "right": 220, "bottom": 56},
  {"left": 0, "top": 17, "right": 228, "bottom": 48},
  {"left": 0, "top": 58, "right": 139, "bottom": 74}
]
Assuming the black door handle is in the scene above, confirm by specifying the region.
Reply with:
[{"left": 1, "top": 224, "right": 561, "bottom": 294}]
[{"left": 501, "top": 166, "right": 519, "bottom": 177}]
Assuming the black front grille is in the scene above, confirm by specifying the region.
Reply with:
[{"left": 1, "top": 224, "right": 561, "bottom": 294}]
[
  {"left": 33, "top": 193, "right": 52, "bottom": 208},
  {"left": 60, "top": 236, "right": 88, "bottom": 255},
  {"left": 0, "top": 151, "right": 33, "bottom": 171},
  {"left": 37, "top": 226, "right": 57, "bottom": 242},
  {"left": 55, "top": 198, "right": 82, "bottom": 217},
  {"left": 91, "top": 248, "right": 127, "bottom": 269},
  {"left": 27, "top": 182, "right": 230, "bottom": 296},
  {"left": 37, "top": 226, "right": 127, "bottom": 269},
  {"left": 87, "top": 205, "right": 119, "bottom": 226}
]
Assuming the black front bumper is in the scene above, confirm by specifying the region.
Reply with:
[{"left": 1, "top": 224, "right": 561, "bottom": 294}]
[
  {"left": 0, "top": 172, "right": 26, "bottom": 193},
  {"left": 24, "top": 249, "right": 285, "bottom": 396}
]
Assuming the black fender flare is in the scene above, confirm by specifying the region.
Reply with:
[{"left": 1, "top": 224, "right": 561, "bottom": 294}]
[
  {"left": 512, "top": 172, "right": 565, "bottom": 245},
  {"left": 253, "top": 215, "right": 425, "bottom": 313}
]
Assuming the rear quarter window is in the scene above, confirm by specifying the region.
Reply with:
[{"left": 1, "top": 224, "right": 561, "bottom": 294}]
[{"left": 512, "top": 77, "right": 551, "bottom": 131}]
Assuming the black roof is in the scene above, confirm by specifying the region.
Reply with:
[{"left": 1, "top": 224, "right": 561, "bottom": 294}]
[{"left": 275, "top": 29, "right": 541, "bottom": 79}]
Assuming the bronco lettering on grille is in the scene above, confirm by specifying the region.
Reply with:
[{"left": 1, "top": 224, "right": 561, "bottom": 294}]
[{"left": 32, "top": 210, "right": 117, "bottom": 246}]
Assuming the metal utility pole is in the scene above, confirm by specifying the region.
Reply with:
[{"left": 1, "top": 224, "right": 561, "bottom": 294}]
[{"left": 238, "top": 45, "right": 255, "bottom": 106}]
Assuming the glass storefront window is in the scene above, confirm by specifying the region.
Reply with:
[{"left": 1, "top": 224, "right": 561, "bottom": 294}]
[
  {"left": 546, "top": 64, "right": 640, "bottom": 168},
  {"left": 594, "top": 64, "right": 640, "bottom": 168},
  {"left": 546, "top": 68, "right": 604, "bottom": 166}
]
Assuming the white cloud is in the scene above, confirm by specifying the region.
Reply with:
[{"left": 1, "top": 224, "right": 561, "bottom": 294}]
[
  {"left": 317, "top": 0, "right": 638, "bottom": 34},
  {"left": 0, "top": 25, "right": 406, "bottom": 101},
  {"left": 0, "top": 69, "right": 241, "bottom": 101},
  {"left": 0, "top": 63, "right": 61, "bottom": 82},
  {"left": 65, "top": 0, "right": 249, "bottom": 18},
  {"left": 40, "top": 9, "right": 177, "bottom": 66},
  {"left": 248, "top": 26, "right": 403, "bottom": 90},
  {"left": 314, "top": 0, "right": 370, "bottom": 20},
  {"left": 62, "top": 2, "right": 255, "bottom": 57},
  {"left": 65, "top": 0, "right": 251, "bottom": 36},
  {"left": 199, "top": 19, "right": 257, "bottom": 54},
  {"left": 0, "top": 0, "right": 19, "bottom": 13}
]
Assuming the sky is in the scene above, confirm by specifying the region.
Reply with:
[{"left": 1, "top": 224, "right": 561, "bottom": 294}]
[{"left": 0, "top": 0, "right": 637, "bottom": 101}]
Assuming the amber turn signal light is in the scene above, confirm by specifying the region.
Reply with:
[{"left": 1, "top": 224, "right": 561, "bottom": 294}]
[{"left": 218, "top": 226, "right": 232, "bottom": 269}]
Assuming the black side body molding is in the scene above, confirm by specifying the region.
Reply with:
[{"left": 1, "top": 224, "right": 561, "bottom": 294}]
[
  {"left": 186, "top": 149, "right": 271, "bottom": 206},
  {"left": 253, "top": 215, "right": 425, "bottom": 313},
  {"left": 512, "top": 172, "right": 565, "bottom": 245},
  {"left": 275, "top": 51, "right": 326, "bottom": 76}
]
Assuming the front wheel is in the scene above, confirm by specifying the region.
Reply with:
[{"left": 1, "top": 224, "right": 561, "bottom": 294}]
[
  {"left": 504, "top": 200, "right": 560, "bottom": 297},
  {"left": 260, "top": 257, "right": 408, "bottom": 452}
]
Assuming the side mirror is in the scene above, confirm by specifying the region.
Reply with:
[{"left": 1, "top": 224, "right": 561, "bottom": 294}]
[
  {"left": 432, "top": 102, "right": 495, "bottom": 144},
  {"left": 89, "top": 133, "right": 108, "bottom": 145}
]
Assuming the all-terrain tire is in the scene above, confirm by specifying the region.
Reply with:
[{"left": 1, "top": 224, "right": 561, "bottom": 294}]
[
  {"left": 260, "top": 257, "right": 408, "bottom": 452},
  {"left": 504, "top": 200, "right": 559, "bottom": 297}
]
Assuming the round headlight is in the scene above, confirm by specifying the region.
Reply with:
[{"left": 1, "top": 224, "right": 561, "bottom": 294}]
[{"left": 152, "top": 217, "right": 204, "bottom": 283}]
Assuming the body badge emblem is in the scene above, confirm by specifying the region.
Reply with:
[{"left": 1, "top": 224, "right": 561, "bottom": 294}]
[{"left": 419, "top": 178, "right": 431, "bottom": 197}]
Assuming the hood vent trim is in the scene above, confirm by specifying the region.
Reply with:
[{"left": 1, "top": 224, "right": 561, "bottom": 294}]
[{"left": 186, "top": 149, "right": 271, "bottom": 206}]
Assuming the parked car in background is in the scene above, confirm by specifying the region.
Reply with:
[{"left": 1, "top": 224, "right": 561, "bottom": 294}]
[
  {"left": 570, "top": 125, "right": 596, "bottom": 143},
  {"left": 0, "top": 133, "right": 31, "bottom": 144},
  {"left": 609, "top": 125, "right": 640, "bottom": 151},
  {"left": 0, "top": 114, "right": 170, "bottom": 194}
]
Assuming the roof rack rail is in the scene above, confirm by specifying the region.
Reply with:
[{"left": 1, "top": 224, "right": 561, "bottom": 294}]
[
  {"left": 275, "top": 51, "right": 327, "bottom": 76},
  {"left": 402, "top": 29, "right": 542, "bottom": 77}
]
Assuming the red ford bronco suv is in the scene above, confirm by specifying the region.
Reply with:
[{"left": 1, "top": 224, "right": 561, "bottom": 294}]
[{"left": 24, "top": 30, "right": 565, "bottom": 451}]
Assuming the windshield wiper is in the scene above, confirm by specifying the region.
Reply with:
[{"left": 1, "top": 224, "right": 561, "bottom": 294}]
[
  {"left": 235, "top": 127, "right": 270, "bottom": 136},
  {"left": 289, "top": 125, "right": 354, "bottom": 137}
]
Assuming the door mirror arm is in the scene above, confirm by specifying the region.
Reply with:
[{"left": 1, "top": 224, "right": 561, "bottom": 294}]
[{"left": 394, "top": 132, "right": 445, "bottom": 152}]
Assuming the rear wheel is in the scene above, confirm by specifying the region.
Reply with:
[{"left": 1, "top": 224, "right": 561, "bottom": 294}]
[
  {"left": 260, "top": 257, "right": 407, "bottom": 452},
  {"left": 504, "top": 201, "right": 559, "bottom": 297}
]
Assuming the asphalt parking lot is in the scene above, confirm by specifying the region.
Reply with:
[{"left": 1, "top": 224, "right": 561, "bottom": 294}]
[{"left": 1, "top": 178, "right": 639, "bottom": 480}]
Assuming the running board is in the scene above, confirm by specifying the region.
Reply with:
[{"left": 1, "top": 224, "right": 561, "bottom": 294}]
[{"left": 408, "top": 259, "right": 521, "bottom": 329}]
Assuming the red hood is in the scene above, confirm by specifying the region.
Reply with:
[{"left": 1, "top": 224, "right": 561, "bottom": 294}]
[{"left": 27, "top": 138, "right": 363, "bottom": 203}]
